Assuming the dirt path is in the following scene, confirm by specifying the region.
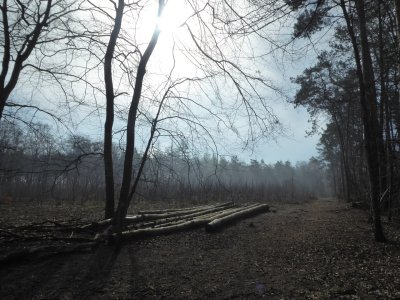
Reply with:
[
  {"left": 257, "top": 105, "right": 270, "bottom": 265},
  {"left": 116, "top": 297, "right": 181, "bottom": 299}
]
[{"left": 1, "top": 199, "right": 400, "bottom": 299}]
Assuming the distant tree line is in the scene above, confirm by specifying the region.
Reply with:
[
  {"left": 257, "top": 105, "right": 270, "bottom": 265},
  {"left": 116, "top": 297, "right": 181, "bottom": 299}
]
[{"left": 0, "top": 120, "right": 330, "bottom": 205}]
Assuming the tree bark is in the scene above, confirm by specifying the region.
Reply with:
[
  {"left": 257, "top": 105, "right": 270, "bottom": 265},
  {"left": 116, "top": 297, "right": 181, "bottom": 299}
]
[
  {"left": 355, "top": 0, "right": 386, "bottom": 242},
  {"left": 103, "top": 0, "right": 125, "bottom": 219},
  {"left": 333, "top": 115, "right": 351, "bottom": 202},
  {"left": 395, "top": 0, "right": 400, "bottom": 126},
  {"left": 340, "top": 0, "right": 386, "bottom": 242},
  {"left": 112, "top": 0, "right": 166, "bottom": 236}
]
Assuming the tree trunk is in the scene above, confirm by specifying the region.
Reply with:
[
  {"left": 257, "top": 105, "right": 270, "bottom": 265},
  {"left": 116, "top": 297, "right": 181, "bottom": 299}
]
[
  {"left": 340, "top": 0, "right": 386, "bottom": 242},
  {"left": 395, "top": 0, "right": 400, "bottom": 127},
  {"left": 103, "top": 0, "right": 125, "bottom": 219},
  {"left": 355, "top": 0, "right": 386, "bottom": 242},
  {"left": 333, "top": 115, "right": 351, "bottom": 202},
  {"left": 112, "top": 0, "right": 166, "bottom": 237},
  {"left": 0, "top": 94, "right": 6, "bottom": 121}
]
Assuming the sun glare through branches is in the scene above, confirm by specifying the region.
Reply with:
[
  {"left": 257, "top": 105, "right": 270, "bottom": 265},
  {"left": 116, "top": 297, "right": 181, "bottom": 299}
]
[{"left": 156, "top": 0, "right": 191, "bottom": 34}]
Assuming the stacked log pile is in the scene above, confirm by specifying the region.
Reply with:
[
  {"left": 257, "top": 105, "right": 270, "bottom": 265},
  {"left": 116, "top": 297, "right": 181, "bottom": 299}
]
[
  {"left": 106, "top": 202, "right": 270, "bottom": 241},
  {"left": 0, "top": 202, "right": 270, "bottom": 265}
]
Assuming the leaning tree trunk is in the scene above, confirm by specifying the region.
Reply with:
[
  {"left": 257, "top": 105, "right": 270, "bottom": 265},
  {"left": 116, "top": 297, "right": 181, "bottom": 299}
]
[{"left": 112, "top": 0, "right": 166, "bottom": 237}]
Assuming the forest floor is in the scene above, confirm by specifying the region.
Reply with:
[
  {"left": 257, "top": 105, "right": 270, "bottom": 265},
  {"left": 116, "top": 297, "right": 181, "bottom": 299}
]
[{"left": 1, "top": 199, "right": 400, "bottom": 299}]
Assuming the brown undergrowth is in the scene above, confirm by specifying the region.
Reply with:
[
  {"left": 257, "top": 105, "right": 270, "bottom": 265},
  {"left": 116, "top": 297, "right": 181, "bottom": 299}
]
[{"left": 1, "top": 199, "right": 400, "bottom": 299}]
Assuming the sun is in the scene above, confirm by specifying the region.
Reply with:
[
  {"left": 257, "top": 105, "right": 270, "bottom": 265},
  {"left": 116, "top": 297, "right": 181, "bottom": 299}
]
[{"left": 157, "top": 0, "right": 191, "bottom": 34}]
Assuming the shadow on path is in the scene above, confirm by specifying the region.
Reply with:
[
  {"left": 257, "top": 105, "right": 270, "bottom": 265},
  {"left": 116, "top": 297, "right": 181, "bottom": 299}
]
[{"left": 74, "top": 244, "right": 120, "bottom": 299}]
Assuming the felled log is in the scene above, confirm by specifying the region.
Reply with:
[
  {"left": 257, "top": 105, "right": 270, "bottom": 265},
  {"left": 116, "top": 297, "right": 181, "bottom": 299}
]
[
  {"left": 145, "top": 206, "right": 241, "bottom": 229},
  {"left": 80, "top": 215, "right": 145, "bottom": 231},
  {"left": 205, "top": 204, "right": 270, "bottom": 232},
  {"left": 117, "top": 204, "right": 258, "bottom": 240},
  {"left": 137, "top": 205, "right": 211, "bottom": 214},
  {"left": 116, "top": 218, "right": 211, "bottom": 240},
  {"left": 134, "top": 203, "right": 236, "bottom": 229},
  {"left": 137, "top": 201, "right": 233, "bottom": 215},
  {"left": 137, "top": 203, "right": 234, "bottom": 220},
  {"left": 148, "top": 204, "right": 260, "bottom": 229},
  {"left": 82, "top": 202, "right": 234, "bottom": 231}
]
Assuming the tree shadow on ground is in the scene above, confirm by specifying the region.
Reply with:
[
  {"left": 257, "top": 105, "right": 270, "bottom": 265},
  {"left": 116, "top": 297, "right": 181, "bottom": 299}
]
[{"left": 74, "top": 244, "right": 120, "bottom": 299}]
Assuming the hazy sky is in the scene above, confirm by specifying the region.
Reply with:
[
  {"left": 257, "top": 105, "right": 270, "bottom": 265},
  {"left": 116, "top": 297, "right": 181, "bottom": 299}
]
[
  {"left": 8, "top": 1, "right": 327, "bottom": 165},
  {"left": 243, "top": 105, "right": 321, "bottom": 164}
]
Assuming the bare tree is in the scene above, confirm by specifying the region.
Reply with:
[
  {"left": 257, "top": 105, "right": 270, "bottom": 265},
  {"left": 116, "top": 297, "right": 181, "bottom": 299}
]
[
  {"left": 89, "top": 0, "right": 288, "bottom": 239},
  {"left": 0, "top": 0, "right": 87, "bottom": 121}
]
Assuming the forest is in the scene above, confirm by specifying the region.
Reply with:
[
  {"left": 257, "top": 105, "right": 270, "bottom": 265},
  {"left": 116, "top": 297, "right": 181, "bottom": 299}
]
[
  {"left": 1, "top": 0, "right": 400, "bottom": 298},
  {"left": 0, "top": 120, "right": 330, "bottom": 205}
]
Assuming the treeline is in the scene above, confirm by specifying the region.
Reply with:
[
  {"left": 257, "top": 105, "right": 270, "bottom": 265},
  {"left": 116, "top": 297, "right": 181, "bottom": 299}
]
[
  {"left": 290, "top": 1, "right": 400, "bottom": 224},
  {"left": 0, "top": 120, "right": 330, "bottom": 205}
]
